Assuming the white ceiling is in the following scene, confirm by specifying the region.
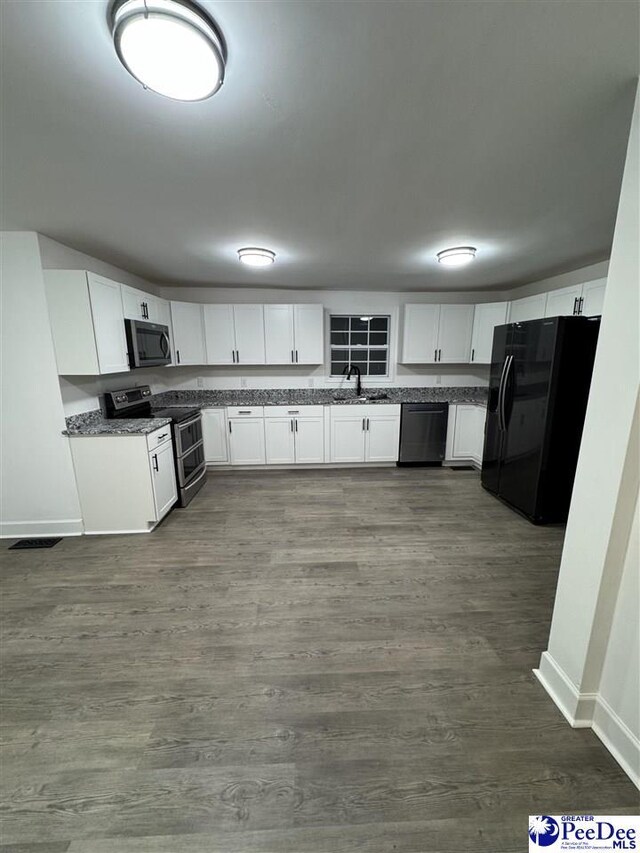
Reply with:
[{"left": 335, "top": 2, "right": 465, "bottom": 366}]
[{"left": 1, "top": 0, "right": 638, "bottom": 291}]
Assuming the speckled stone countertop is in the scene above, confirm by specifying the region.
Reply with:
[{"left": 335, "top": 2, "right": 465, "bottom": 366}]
[
  {"left": 64, "top": 410, "right": 172, "bottom": 437},
  {"left": 149, "top": 386, "right": 488, "bottom": 408}
]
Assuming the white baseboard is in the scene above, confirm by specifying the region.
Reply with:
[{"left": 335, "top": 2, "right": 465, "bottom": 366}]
[
  {"left": 533, "top": 652, "right": 596, "bottom": 727},
  {"left": 0, "top": 519, "right": 83, "bottom": 539},
  {"left": 592, "top": 695, "right": 640, "bottom": 791},
  {"left": 535, "top": 652, "right": 640, "bottom": 790}
]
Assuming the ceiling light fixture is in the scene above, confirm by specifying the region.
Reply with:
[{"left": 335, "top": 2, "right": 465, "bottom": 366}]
[
  {"left": 437, "top": 246, "right": 477, "bottom": 267},
  {"left": 238, "top": 247, "right": 276, "bottom": 268},
  {"left": 111, "top": 0, "right": 226, "bottom": 101}
]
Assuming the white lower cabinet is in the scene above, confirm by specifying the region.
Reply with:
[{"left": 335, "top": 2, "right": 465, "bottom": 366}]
[
  {"left": 202, "top": 408, "right": 229, "bottom": 463},
  {"left": 329, "top": 405, "right": 401, "bottom": 463},
  {"left": 228, "top": 417, "right": 266, "bottom": 465},
  {"left": 264, "top": 418, "right": 296, "bottom": 464},
  {"left": 150, "top": 440, "right": 178, "bottom": 519},
  {"left": 446, "top": 404, "right": 486, "bottom": 467},
  {"left": 264, "top": 407, "right": 325, "bottom": 464},
  {"left": 69, "top": 426, "right": 177, "bottom": 534}
]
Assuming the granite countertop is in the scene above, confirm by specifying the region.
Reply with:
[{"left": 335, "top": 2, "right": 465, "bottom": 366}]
[
  {"left": 64, "top": 386, "right": 487, "bottom": 435},
  {"left": 64, "top": 410, "right": 172, "bottom": 437},
  {"left": 149, "top": 386, "right": 489, "bottom": 408}
]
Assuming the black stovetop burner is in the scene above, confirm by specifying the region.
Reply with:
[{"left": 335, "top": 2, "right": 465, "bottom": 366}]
[
  {"left": 151, "top": 407, "right": 200, "bottom": 424},
  {"left": 104, "top": 386, "right": 199, "bottom": 424}
]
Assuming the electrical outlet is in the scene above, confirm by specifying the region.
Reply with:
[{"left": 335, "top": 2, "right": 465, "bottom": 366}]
[
  {"left": 435, "top": 375, "right": 442, "bottom": 385},
  {"left": 196, "top": 377, "right": 204, "bottom": 388},
  {"left": 240, "top": 378, "right": 248, "bottom": 388},
  {"left": 308, "top": 378, "right": 314, "bottom": 388}
]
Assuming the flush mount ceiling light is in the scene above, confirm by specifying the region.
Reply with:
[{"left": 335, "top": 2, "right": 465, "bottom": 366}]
[
  {"left": 111, "top": 0, "right": 226, "bottom": 101},
  {"left": 437, "top": 246, "right": 477, "bottom": 267},
  {"left": 237, "top": 247, "right": 276, "bottom": 267}
]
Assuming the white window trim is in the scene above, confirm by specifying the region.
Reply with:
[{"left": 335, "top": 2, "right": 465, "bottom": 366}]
[{"left": 324, "top": 308, "right": 398, "bottom": 386}]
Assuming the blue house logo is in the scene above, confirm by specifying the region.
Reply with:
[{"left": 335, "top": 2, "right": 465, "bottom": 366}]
[{"left": 529, "top": 816, "right": 560, "bottom": 847}]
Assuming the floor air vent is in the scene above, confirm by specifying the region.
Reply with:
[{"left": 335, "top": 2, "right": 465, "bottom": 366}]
[{"left": 9, "top": 538, "right": 62, "bottom": 550}]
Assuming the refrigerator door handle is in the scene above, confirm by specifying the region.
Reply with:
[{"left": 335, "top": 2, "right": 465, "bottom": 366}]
[
  {"left": 499, "top": 355, "right": 514, "bottom": 431},
  {"left": 497, "top": 355, "right": 511, "bottom": 431}
]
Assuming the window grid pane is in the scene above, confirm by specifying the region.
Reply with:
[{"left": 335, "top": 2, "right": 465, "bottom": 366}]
[{"left": 330, "top": 314, "right": 390, "bottom": 377}]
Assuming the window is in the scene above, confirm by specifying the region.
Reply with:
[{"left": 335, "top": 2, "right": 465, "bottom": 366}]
[{"left": 330, "top": 315, "right": 390, "bottom": 377}]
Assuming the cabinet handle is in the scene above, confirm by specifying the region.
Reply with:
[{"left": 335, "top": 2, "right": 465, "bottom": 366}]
[
  {"left": 177, "top": 349, "right": 181, "bottom": 364},
  {"left": 578, "top": 296, "right": 584, "bottom": 315},
  {"left": 288, "top": 410, "right": 299, "bottom": 414},
  {"left": 295, "top": 350, "right": 299, "bottom": 362},
  {"left": 366, "top": 418, "right": 370, "bottom": 431},
  {"left": 238, "top": 410, "right": 252, "bottom": 414},
  {"left": 471, "top": 348, "right": 475, "bottom": 362},
  {"left": 290, "top": 419, "right": 294, "bottom": 432},
  {"left": 229, "top": 422, "right": 232, "bottom": 433},
  {"left": 291, "top": 350, "right": 295, "bottom": 363},
  {"left": 295, "top": 419, "right": 298, "bottom": 432},
  {"left": 232, "top": 350, "right": 236, "bottom": 363},
  {"left": 236, "top": 349, "right": 240, "bottom": 363},
  {"left": 434, "top": 348, "right": 437, "bottom": 362},
  {"left": 152, "top": 453, "right": 159, "bottom": 471},
  {"left": 572, "top": 297, "right": 578, "bottom": 315},
  {"left": 157, "top": 433, "right": 168, "bottom": 441},
  {"left": 438, "top": 349, "right": 442, "bottom": 361},
  {"left": 362, "top": 418, "right": 366, "bottom": 431}
]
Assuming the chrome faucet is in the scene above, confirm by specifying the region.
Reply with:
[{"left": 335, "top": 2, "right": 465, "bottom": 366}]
[{"left": 343, "top": 363, "right": 362, "bottom": 396}]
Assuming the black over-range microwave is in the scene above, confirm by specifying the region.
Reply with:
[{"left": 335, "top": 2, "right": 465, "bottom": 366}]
[{"left": 124, "top": 319, "right": 172, "bottom": 368}]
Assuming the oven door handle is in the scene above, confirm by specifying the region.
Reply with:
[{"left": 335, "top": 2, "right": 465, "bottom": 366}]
[
  {"left": 183, "top": 463, "right": 207, "bottom": 488},
  {"left": 176, "top": 414, "right": 202, "bottom": 431}
]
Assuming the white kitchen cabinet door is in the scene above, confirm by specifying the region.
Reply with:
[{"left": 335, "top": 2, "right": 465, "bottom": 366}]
[
  {"left": 470, "top": 302, "right": 509, "bottom": 364},
  {"left": 294, "top": 304, "right": 324, "bottom": 364},
  {"left": 171, "top": 301, "right": 206, "bottom": 365},
  {"left": 203, "top": 304, "right": 235, "bottom": 364},
  {"left": 580, "top": 279, "right": 606, "bottom": 316},
  {"left": 265, "top": 418, "right": 296, "bottom": 464},
  {"left": 509, "top": 293, "right": 547, "bottom": 323},
  {"left": 264, "top": 305, "right": 295, "bottom": 364},
  {"left": 87, "top": 273, "right": 129, "bottom": 374},
  {"left": 294, "top": 417, "right": 325, "bottom": 463},
  {"left": 121, "top": 286, "right": 147, "bottom": 321},
  {"left": 330, "top": 417, "right": 366, "bottom": 462},
  {"left": 544, "top": 284, "right": 583, "bottom": 318},
  {"left": 228, "top": 418, "right": 266, "bottom": 465},
  {"left": 233, "top": 305, "right": 266, "bottom": 364},
  {"left": 365, "top": 414, "right": 400, "bottom": 462},
  {"left": 150, "top": 440, "right": 178, "bottom": 520},
  {"left": 451, "top": 405, "right": 485, "bottom": 464},
  {"left": 437, "top": 304, "right": 474, "bottom": 363},
  {"left": 153, "top": 297, "right": 172, "bottom": 328},
  {"left": 401, "top": 304, "right": 440, "bottom": 363},
  {"left": 202, "top": 408, "right": 229, "bottom": 463},
  {"left": 44, "top": 270, "right": 100, "bottom": 375}
]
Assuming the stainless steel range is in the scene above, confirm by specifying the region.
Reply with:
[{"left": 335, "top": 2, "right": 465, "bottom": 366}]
[{"left": 104, "top": 386, "right": 206, "bottom": 507}]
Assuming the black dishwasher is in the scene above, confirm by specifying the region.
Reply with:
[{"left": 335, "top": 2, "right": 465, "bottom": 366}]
[{"left": 398, "top": 403, "right": 449, "bottom": 465}]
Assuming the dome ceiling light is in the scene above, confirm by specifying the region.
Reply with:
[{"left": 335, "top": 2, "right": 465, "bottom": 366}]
[
  {"left": 437, "top": 246, "right": 477, "bottom": 267},
  {"left": 111, "top": 0, "right": 226, "bottom": 102},
  {"left": 238, "top": 247, "right": 276, "bottom": 267}
]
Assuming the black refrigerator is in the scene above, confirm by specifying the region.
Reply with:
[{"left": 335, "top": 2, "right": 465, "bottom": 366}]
[{"left": 481, "top": 316, "right": 600, "bottom": 524}]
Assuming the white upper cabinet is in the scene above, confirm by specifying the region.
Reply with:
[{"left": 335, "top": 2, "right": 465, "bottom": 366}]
[
  {"left": 401, "top": 304, "right": 440, "bottom": 363},
  {"left": 170, "top": 301, "right": 206, "bottom": 365},
  {"left": 401, "top": 304, "right": 473, "bottom": 363},
  {"left": 203, "top": 304, "right": 235, "bottom": 364},
  {"left": 204, "top": 304, "right": 266, "bottom": 365},
  {"left": 122, "top": 286, "right": 170, "bottom": 327},
  {"left": 44, "top": 270, "right": 129, "bottom": 375},
  {"left": 508, "top": 292, "right": 548, "bottom": 323},
  {"left": 544, "top": 284, "right": 583, "bottom": 318},
  {"left": 233, "top": 305, "right": 266, "bottom": 364},
  {"left": 294, "top": 304, "right": 324, "bottom": 364},
  {"left": 437, "top": 304, "right": 474, "bottom": 363},
  {"left": 470, "top": 302, "right": 509, "bottom": 364},
  {"left": 579, "top": 278, "right": 606, "bottom": 316},
  {"left": 264, "top": 304, "right": 324, "bottom": 364},
  {"left": 264, "top": 305, "right": 295, "bottom": 364}
]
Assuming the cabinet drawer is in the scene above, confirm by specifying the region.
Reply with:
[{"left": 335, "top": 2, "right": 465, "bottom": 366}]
[
  {"left": 331, "top": 403, "right": 400, "bottom": 419},
  {"left": 227, "top": 406, "right": 264, "bottom": 418},
  {"left": 146, "top": 425, "right": 173, "bottom": 451},
  {"left": 264, "top": 405, "right": 325, "bottom": 418}
]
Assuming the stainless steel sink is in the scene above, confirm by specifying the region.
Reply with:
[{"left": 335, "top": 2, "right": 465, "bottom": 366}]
[{"left": 332, "top": 394, "right": 390, "bottom": 404}]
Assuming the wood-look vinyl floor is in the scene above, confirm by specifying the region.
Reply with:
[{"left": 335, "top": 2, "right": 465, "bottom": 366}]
[{"left": 1, "top": 467, "right": 638, "bottom": 852}]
